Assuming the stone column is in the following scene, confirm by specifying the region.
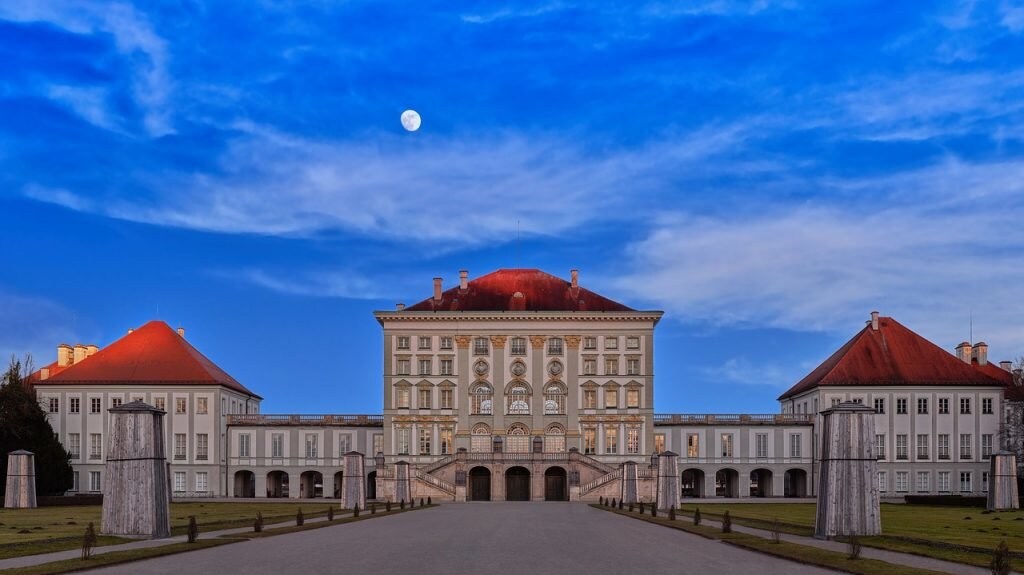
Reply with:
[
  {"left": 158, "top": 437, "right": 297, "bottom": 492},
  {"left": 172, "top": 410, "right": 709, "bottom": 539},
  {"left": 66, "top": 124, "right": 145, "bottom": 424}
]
[
  {"left": 102, "top": 401, "right": 171, "bottom": 539},
  {"left": 814, "top": 402, "right": 881, "bottom": 539},
  {"left": 987, "top": 452, "right": 1020, "bottom": 511},
  {"left": 394, "top": 460, "right": 411, "bottom": 504},
  {"left": 342, "top": 451, "right": 366, "bottom": 510},
  {"left": 4, "top": 450, "right": 36, "bottom": 509},
  {"left": 657, "top": 451, "right": 680, "bottom": 510},
  {"left": 620, "top": 460, "right": 638, "bottom": 504}
]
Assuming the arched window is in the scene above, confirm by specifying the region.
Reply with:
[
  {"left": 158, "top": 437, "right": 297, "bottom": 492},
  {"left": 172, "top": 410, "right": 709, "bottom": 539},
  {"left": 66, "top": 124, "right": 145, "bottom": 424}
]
[
  {"left": 544, "top": 383, "right": 566, "bottom": 415},
  {"left": 545, "top": 425, "right": 566, "bottom": 453},
  {"left": 471, "top": 423, "right": 491, "bottom": 453},
  {"left": 507, "top": 424, "right": 530, "bottom": 453},
  {"left": 507, "top": 384, "right": 530, "bottom": 415},
  {"left": 470, "top": 383, "right": 493, "bottom": 415}
]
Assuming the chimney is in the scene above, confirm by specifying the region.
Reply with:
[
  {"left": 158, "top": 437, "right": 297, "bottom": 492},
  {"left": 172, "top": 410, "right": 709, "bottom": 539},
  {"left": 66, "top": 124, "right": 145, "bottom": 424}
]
[
  {"left": 870, "top": 311, "right": 879, "bottom": 331},
  {"left": 1000, "top": 360, "right": 1013, "bottom": 372},
  {"left": 396, "top": 303, "right": 406, "bottom": 311},
  {"left": 972, "top": 342, "right": 988, "bottom": 366},
  {"left": 86, "top": 344, "right": 99, "bottom": 357},
  {"left": 73, "top": 344, "right": 88, "bottom": 364},
  {"left": 433, "top": 277, "right": 443, "bottom": 301},
  {"left": 955, "top": 341, "right": 972, "bottom": 364},
  {"left": 177, "top": 327, "right": 186, "bottom": 338},
  {"left": 459, "top": 270, "right": 468, "bottom": 290},
  {"left": 571, "top": 269, "right": 579, "bottom": 289},
  {"left": 127, "top": 328, "right": 134, "bottom": 335},
  {"left": 40, "top": 367, "right": 50, "bottom": 380},
  {"left": 57, "top": 344, "right": 73, "bottom": 367}
]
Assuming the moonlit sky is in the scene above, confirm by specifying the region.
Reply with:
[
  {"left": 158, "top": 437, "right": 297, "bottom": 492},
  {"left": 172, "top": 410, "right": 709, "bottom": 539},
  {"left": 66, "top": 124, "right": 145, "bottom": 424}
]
[{"left": 1, "top": 1, "right": 1023, "bottom": 413}]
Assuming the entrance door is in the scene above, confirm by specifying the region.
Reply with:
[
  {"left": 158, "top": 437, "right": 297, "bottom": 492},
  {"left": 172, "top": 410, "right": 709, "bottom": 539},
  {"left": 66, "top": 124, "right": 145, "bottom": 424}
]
[
  {"left": 469, "top": 467, "right": 491, "bottom": 501},
  {"left": 544, "top": 467, "right": 567, "bottom": 501},
  {"left": 505, "top": 466, "right": 530, "bottom": 501}
]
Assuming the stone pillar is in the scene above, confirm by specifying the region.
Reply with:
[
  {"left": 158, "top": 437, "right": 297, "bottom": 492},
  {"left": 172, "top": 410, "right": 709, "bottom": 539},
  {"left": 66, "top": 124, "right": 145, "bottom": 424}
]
[
  {"left": 814, "top": 402, "right": 881, "bottom": 539},
  {"left": 620, "top": 460, "right": 638, "bottom": 504},
  {"left": 987, "top": 452, "right": 1020, "bottom": 511},
  {"left": 4, "top": 450, "right": 36, "bottom": 509},
  {"left": 102, "top": 401, "right": 171, "bottom": 539},
  {"left": 342, "top": 451, "right": 366, "bottom": 510},
  {"left": 394, "top": 460, "right": 411, "bottom": 504},
  {"left": 657, "top": 451, "right": 680, "bottom": 510}
]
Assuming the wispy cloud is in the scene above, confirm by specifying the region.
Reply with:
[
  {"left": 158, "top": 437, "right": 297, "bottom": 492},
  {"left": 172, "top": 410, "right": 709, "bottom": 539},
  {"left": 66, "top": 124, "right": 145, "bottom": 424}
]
[
  {"left": 461, "top": 3, "right": 564, "bottom": 24},
  {"left": 230, "top": 268, "right": 391, "bottom": 300},
  {"left": 704, "top": 357, "right": 808, "bottom": 388},
  {"left": 0, "top": 290, "right": 79, "bottom": 366}
]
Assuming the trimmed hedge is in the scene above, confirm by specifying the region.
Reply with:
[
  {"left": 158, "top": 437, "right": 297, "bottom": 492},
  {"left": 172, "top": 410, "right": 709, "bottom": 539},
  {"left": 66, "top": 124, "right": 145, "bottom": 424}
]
[{"left": 903, "top": 495, "right": 986, "bottom": 507}]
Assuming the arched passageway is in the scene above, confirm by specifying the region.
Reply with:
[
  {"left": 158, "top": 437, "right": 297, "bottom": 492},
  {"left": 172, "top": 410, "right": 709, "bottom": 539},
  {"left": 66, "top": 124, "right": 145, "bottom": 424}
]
[
  {"left": 505, "top": 466, "right": 531, "bottom": 501},
  {"left": 266, "top": 471, "right": 289, "bottom": 498},
  {"left": 334, "top": 471, "right": 344, "bottom": 499},
  {"left": 544, "top": 466, "right": 568, "bottom": 501},
  {"left": 750, "top": 469, "right": 773, "bottom": 497},
  {"left": 469, "top": 466, "right": 491, "bottom": 501},
  {"left": 681, "top": 469, "right": 705, "bottom": 498},
  {"left": 300, "top": 471, "right": 323, "bottom": 498},
  {"left": 367, "top": 471, "right": 377, "bottom": 500},
  {"left": 784, "top": 469, "right": 808, "bottom": 497},
  {"left": 234, "top": 470, "right": 255, "bottom": 498},
  {"left": 715, "top": 469, "right": 739, "bottom": 498}
]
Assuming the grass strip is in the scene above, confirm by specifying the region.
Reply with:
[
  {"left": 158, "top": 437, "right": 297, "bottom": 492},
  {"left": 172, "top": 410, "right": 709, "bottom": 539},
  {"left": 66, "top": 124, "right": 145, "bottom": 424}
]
[
  {"left": 590, "top": 505, "right": 948, "bottom": 575},
  {"left": 0, "top": 537, "right": 129, "bottom": 562},
  {"left": 0, "top": 539, "right": 240, "bottom": 575},
  {"left": 231, "top": 504, "right": 438, "bottom": 539}
]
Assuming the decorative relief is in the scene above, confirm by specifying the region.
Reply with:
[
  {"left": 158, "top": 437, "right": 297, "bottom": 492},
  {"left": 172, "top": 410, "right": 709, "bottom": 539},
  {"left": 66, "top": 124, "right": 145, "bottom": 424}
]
[
  {"left": 548, "top": 361, "right": 563, "bottom": 377},
  {"left": 489, "top": 335, "right": 508, "bottom": 348},
  {"left": 578, "top": 415, "right": 645, "bottom": 423},
  {"left": 473, "top": 360, "right": 489, "bottom": 378},
  {"left": 510, "top": 361, "right": 527, "bottom": 377},
  {"left": 530, "top": 335, "right": 547, "bottom": 349},
  {"left": 454, "top": 335, "right": 473, "bottom": 349},
  {"left": 565, "top": 335, "right": 581, "bottom": 349}
]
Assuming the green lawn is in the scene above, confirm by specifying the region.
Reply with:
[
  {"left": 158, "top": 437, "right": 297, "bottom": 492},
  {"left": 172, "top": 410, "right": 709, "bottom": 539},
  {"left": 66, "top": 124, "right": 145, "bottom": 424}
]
[{"left": 0, "top": 502, "right": 336, "bottom": 560}]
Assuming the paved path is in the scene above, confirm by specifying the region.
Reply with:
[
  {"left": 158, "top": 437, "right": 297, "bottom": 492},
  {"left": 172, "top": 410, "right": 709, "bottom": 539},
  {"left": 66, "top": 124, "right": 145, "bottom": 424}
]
[{"left": 87, "top": 503, "right": 833, "bottom": 575}]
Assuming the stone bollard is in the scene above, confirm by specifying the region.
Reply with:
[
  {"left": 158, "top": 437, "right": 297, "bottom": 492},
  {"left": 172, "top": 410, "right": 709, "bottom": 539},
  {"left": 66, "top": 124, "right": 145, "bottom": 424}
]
[
  {"left": 342, "top": 451, "right": 366, "bottom": 511},
  {"left": 4, "top": 450, "right": 37, "bottom": 509},
  {"left": 987, "top": 452, "right": 1020, "bottom": 511},
  {"left": 815, "top": 402, "right": 881, "bottom": 539},
  {"left": 620, "top": 461, "right": 638, "bottom": 505},
  {"left": 394, "top": 461, "right": 411, "bottom": 505},
  {"left": 102, "top": 401, "right": 171, "bottom": 539},
  {"left": 657, "top": 451, "right": 680, "bottom": 511}
]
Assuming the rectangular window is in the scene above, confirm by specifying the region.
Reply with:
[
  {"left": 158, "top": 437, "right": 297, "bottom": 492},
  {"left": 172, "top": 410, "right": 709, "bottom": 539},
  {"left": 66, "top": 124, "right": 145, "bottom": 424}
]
[
  {"left": 982, "top": 398, "right": 993, "bottom": 414},
  {"left": 938, "top": 397, "right": 949, "bottom": 414},
  {"left": 419, "top": 427, "right": 432, "bottom": 455},
  {"left": 197, "top": 397, "right": 208, "bottom": 415},
  {"left": 440, "top": 388, "right": 453, "bottom": 409},
  {"left": 721, "top": 433, "right": 734, "bottom": 457},
  {"left": 396, "top": 359, "right": 410, "bottom": 375},
  {"left": 305, "top": 434, "right": 318, "bottom": 458},
  {"left": 960, "top": 434, "right": 972, "bottom": 460},
  {"left": 896, "top": 471, "right": 909, "bottom": 492},
  {"left": 687, "top": 433, "right": 699, "bottom": 458},
  {"left": 982, "top": 434, "right": 993, "bottom": 459},
  {"left": 373, "top": 434, "right": 383, "bottom": 456},
  {"left": 938, "top": 434, "right": 950, "bottom": 459},
  {"left": 938, "top": 471, "right": 951, "bottom": 492},
  {"left": 418, "top": 336, "right": 431, "bottom": 350},
  {"left": 174, "top": 434, "right": 186, "bottom": 460},
  {"left": 654, "top": 433, "right": 666, "bottom": 454},
  {"left": 396, "top": 336, "right": 409, "bottom": 350},
  {"left": 48, "top": 397, "right": 59, "bottom": 413},
  {"left": 874, "top": 398, "right": 885, "bottom": 414},
  {"left": 583, "top": 336, "right": 597, "bottom": 349},
  {"left": 756, "top": 433, "right": 768, "bottom": 458},
  {"left": 90, "top": 433, "right": 102, "bottom": 460},
  {"left": 196, "top": 434, "right": 208, "bottom": 460},
  {"left": 626, "top": 358, "right": 640, "bottom": 375},
  {"left": 440, "top": 426, "right": 453, "bottom": 455},
  {"left": 917, "top": 397, "right": 928, "bottom": 414},
  {"left": 70, "top": 397, "right": 80, "bottom": 414},
  {"left": 418, "top": 388, "right": 431, "bottom": 409},
  {"left": 68, "top": 433, "right": 81, "bottom": 458},
  {"left": 473, "top": 337, "right": 489, "bottom": 355},
  {"left": 338, "top": 434, "right": 352, "bottom": 455},
  {"left": 605, "top": 337, "right": 618, "bottom": 350},
  {"left": 440, "top": 336, "right": 453, "bottom": 350},
  {"left": 439, "top": 359, "right": 453, "bottom": 375},
  {"left": 790, "top": 433, "right": 802, "bottom": 458},
  {"left": 548, "top": 338, "right": 563, "bottom": 355},
  {"left": 195, "top": 472, "right": 208, "bottom": 493},
  {"left": 90, "top": 398, "right": 101, "bottom": 414},
  {"left": 605, "top": 358, "right": 618, "bottom": 375},
  {"left": 896, "top": 398, "right": 907, "bottom": 414},
  {"left": 397, "top": 427, "right": 410, "bottom": 455},
  {"left": 111, "top": 397, "right": 122, "bottom": 408},
  {"left": 626, "top": 336, "right": 640, "bottom": 349},
  {"left": 960, "top": 397, "right": 971, "bottom": 414},
  {"left": 271, "top": 433, "right": 284, "bottom": 458},
  {"left": 896, "top": 434, "right": 908, "bottom": 460},
  {"left": 396, "top": 387, "right": 410, "bottom": 408},
  {"left": 583, "top": 389, "right": 597, "bottom": 409},
  {"left": 418, "top": 359, "right": 431, "bottom": 375},
  {"left": 175, "top": 398, "right": 186, "bottom": 414},
  {"left": 875, "top": 434, "right": 886, "bottom": 460},
  {"left": 916, "top": 471, "right": 930, "bottom": 492},
  {"left": 626, "top": 389, "right": 640, "bottom": 408},
  {"left": 960, "top": 471, "right": 972, "bottom": 492},
  {"left": 173, "top": 471, "right": 186, "bottom": 493},
  {"left": 155, "top": 397, "right": 165, "bottom": 411},
  {"left": 626, "top": 426, "right": 640, "bottom": 454},
  {"left": 583, "top": 426, "right": 597, "bottom": 454},
  {"left": 605, "top": 427, "right": 618, "bottom": 454},
  {"left": 878, "top": 471, "right": 887, "bottom": 492},
  {"left": 604, "top": 388, "right": 618, "bottom": 408},
  {"left": 916, "top": 434, "right": 929, "bottom": 459},
  {"left": 89, "top": 471, "right": 101, "bottom": 492},
  {"left": 239, "top": 434, "right": 251, "bottom": 458},
  {"left": 510, "top": 337, "right": 526, "bottom": 355},
  {"left": 583, "top": 359, "right": 597, "bottom": 375}
]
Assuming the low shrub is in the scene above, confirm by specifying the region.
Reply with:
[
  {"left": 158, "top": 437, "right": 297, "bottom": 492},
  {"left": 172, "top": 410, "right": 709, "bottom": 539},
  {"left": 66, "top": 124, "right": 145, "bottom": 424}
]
[
  {"left": 991, "top": 540, "right": 1011, "bottom": 575},
  {"left": 353, "top": 504, "right": 360, "bottom": 518},
  {"left": 327, "top": 507, "right": 334, "bottom": 521},
  {"left": 694, "top": 508, "right": 701, "bottom": 526},
  {"left": 371, "top": 503, "right": 377, "bottom": 514},
  {"left": 296, "top": 508, "right": 304, "bottom": 526},
  {"left": 254, "top": 512, "right": 263, "bottom": 533},
  {"left": 386, "top": 500, "right": 392, "bottom": 512},
  {"left": 668, "top": 508, "right": 676, "bottom": 521},
  {"left": 187, "top": 516, "right": 198, "bottom": 543},
  {"left": 721, "top": 510, "right": 731, "bottom": 533},
  {"left": 81, "top": 522, "right": 97, "bottom": 560}
]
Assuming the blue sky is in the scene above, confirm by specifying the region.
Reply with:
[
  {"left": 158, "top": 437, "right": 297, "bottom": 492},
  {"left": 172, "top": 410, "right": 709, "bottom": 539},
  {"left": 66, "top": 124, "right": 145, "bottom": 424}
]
[{"left": 2, "top": 1, "right": 1023, "bottom": 414}]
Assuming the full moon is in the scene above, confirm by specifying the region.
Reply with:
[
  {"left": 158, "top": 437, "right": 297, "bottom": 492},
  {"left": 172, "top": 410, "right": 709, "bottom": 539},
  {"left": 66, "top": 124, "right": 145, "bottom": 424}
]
[{"left": 401, "top": 109, "right": 421, "bottom": 132}]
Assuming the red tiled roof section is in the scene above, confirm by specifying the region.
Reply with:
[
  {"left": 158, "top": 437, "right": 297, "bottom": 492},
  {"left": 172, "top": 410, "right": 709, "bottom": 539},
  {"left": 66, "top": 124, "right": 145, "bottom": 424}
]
[
  {"left": 31, "top": 321, "right": 260, "bottom": 398},
  {"left": 779, "top": 317, "right": 1007, "bottom": 400},
  {"left": 404, "top": 269, "right": 634, "bottom": 312},
  {"left": 974, "top": 359, "right": 1024, "bottom": 401}
]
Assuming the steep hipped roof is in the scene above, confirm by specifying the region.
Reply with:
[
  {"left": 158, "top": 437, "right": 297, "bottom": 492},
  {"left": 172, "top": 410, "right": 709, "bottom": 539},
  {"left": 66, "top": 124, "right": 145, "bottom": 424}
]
[
  {"left": 973, "top": 359, "right": 1024, "bottom": 401},
  {"left": 779, "top": 316, "right": 1007, "bottom": 400},
  {"left": 31, "top": 321, "right": 260, "bottom": 398},
  {"left": 404, "top": 269, "right": 635, "bottom": 312}
]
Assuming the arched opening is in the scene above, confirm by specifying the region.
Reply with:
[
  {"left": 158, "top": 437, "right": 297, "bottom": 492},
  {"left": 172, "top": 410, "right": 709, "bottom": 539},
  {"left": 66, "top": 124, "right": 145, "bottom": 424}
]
[
  {"left": 545, "top": 425, "right": 566, "bottom": 453},
  {"left": 506, "top": 383, "right": 531, "bottom": 415},
  {"left": 470, "top": 383, "right": 493, "bottom": 415},
  {"left": 506, "top": 424, "right": 530, "bottom": 453},
  {"left": 681, "top": 468, "right": 705, "bottom": 498},
  {"left": 715, "top": 469, "right": 739, "bottom": 498},
  {"left": 300, "top": 471, "right": 323, "bottom": 498},
  {"left": 543, "top": 383, "right": 566, "bottom": 415},
  {"left": 505, "top": 466, "right": 531, "bottom": 501},
  {"left": 750, "top": 469, "right": 773, "bottom": 497},
  {"left": 784, "top": 468, "right": 808, "bottom": 497},
  {"left": 469, "top": 466, "right": 491, "bottom": 501},
  {"left": 233, "top": 470, "right": 255, "bottom": 498},
  {"left": 544, "top": 466, "right": 568, "bottom": 501},
  {"left": 333, "top": 471, "right": 344, "bottom": 499},
  {"left": 266, "top": 470, "right": 289, "bottom": 498},
  {"left": 471, "top": 423, "right": 492, "bottom": 453},
  {"left": 367, "top": 471, "right": 377, "bottom": 500}
]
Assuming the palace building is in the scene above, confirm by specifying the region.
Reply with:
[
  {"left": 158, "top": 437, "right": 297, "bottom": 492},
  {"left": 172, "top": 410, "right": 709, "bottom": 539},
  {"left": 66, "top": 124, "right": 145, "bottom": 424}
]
[{"left": 30, "top": 268, "right": 1023, "bottom": 502}]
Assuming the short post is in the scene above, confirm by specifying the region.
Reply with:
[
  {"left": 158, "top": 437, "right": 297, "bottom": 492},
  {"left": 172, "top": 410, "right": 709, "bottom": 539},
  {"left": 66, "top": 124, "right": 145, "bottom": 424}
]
[
  {"left": 101, "top": 401, "right": 171, "bottom": 539},
  {"left": 4, "top": 450, "right": 37, "bottom": 509},
  {"left": 657, "top": 451, "right": 680, "bottom": 511},
  {"left": 814, "top": 402, "right": 881, "bottom": 539},
  {"left": 620, "top": 461, "right": 638, "bottom": 505},
  {"left": 394, "top": 461, "right": 411, "bottom": 504},
  {"left": 342, "top": 451, "right": 366, "bottom": 511},
  {"left": 987, "top": 452, "right": 1020, "bottom": 511}
]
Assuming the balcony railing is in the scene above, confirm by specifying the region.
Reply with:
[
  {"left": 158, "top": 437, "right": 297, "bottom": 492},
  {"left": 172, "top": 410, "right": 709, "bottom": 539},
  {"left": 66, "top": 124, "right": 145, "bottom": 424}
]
[
  {"left": 653, "top": 413, "right": 815, "bottom": 425},
  {"left": 227, "top": 414, "right": 384, "bottom": 427}
]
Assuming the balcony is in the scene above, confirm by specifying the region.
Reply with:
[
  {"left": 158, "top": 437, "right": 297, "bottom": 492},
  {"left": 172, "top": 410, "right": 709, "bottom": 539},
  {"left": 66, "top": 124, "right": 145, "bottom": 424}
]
[{"left": 227, "top": 414, "right": 384, "bottom": 427}]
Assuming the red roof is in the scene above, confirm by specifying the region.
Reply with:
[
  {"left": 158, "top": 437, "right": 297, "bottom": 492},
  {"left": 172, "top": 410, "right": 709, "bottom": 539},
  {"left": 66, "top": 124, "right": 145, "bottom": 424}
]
[
  {"left": 404, "top": 269, "right": 634, "bottom": 312},
  {"left": 31, "top": 321, "right": 260, "bottom": 398},
  {"left": 779, "top": 316, "right": 1007, "bottom": 400},
  {"left": 974, "top": 359, "right": 1024, "bottom": 401}
]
